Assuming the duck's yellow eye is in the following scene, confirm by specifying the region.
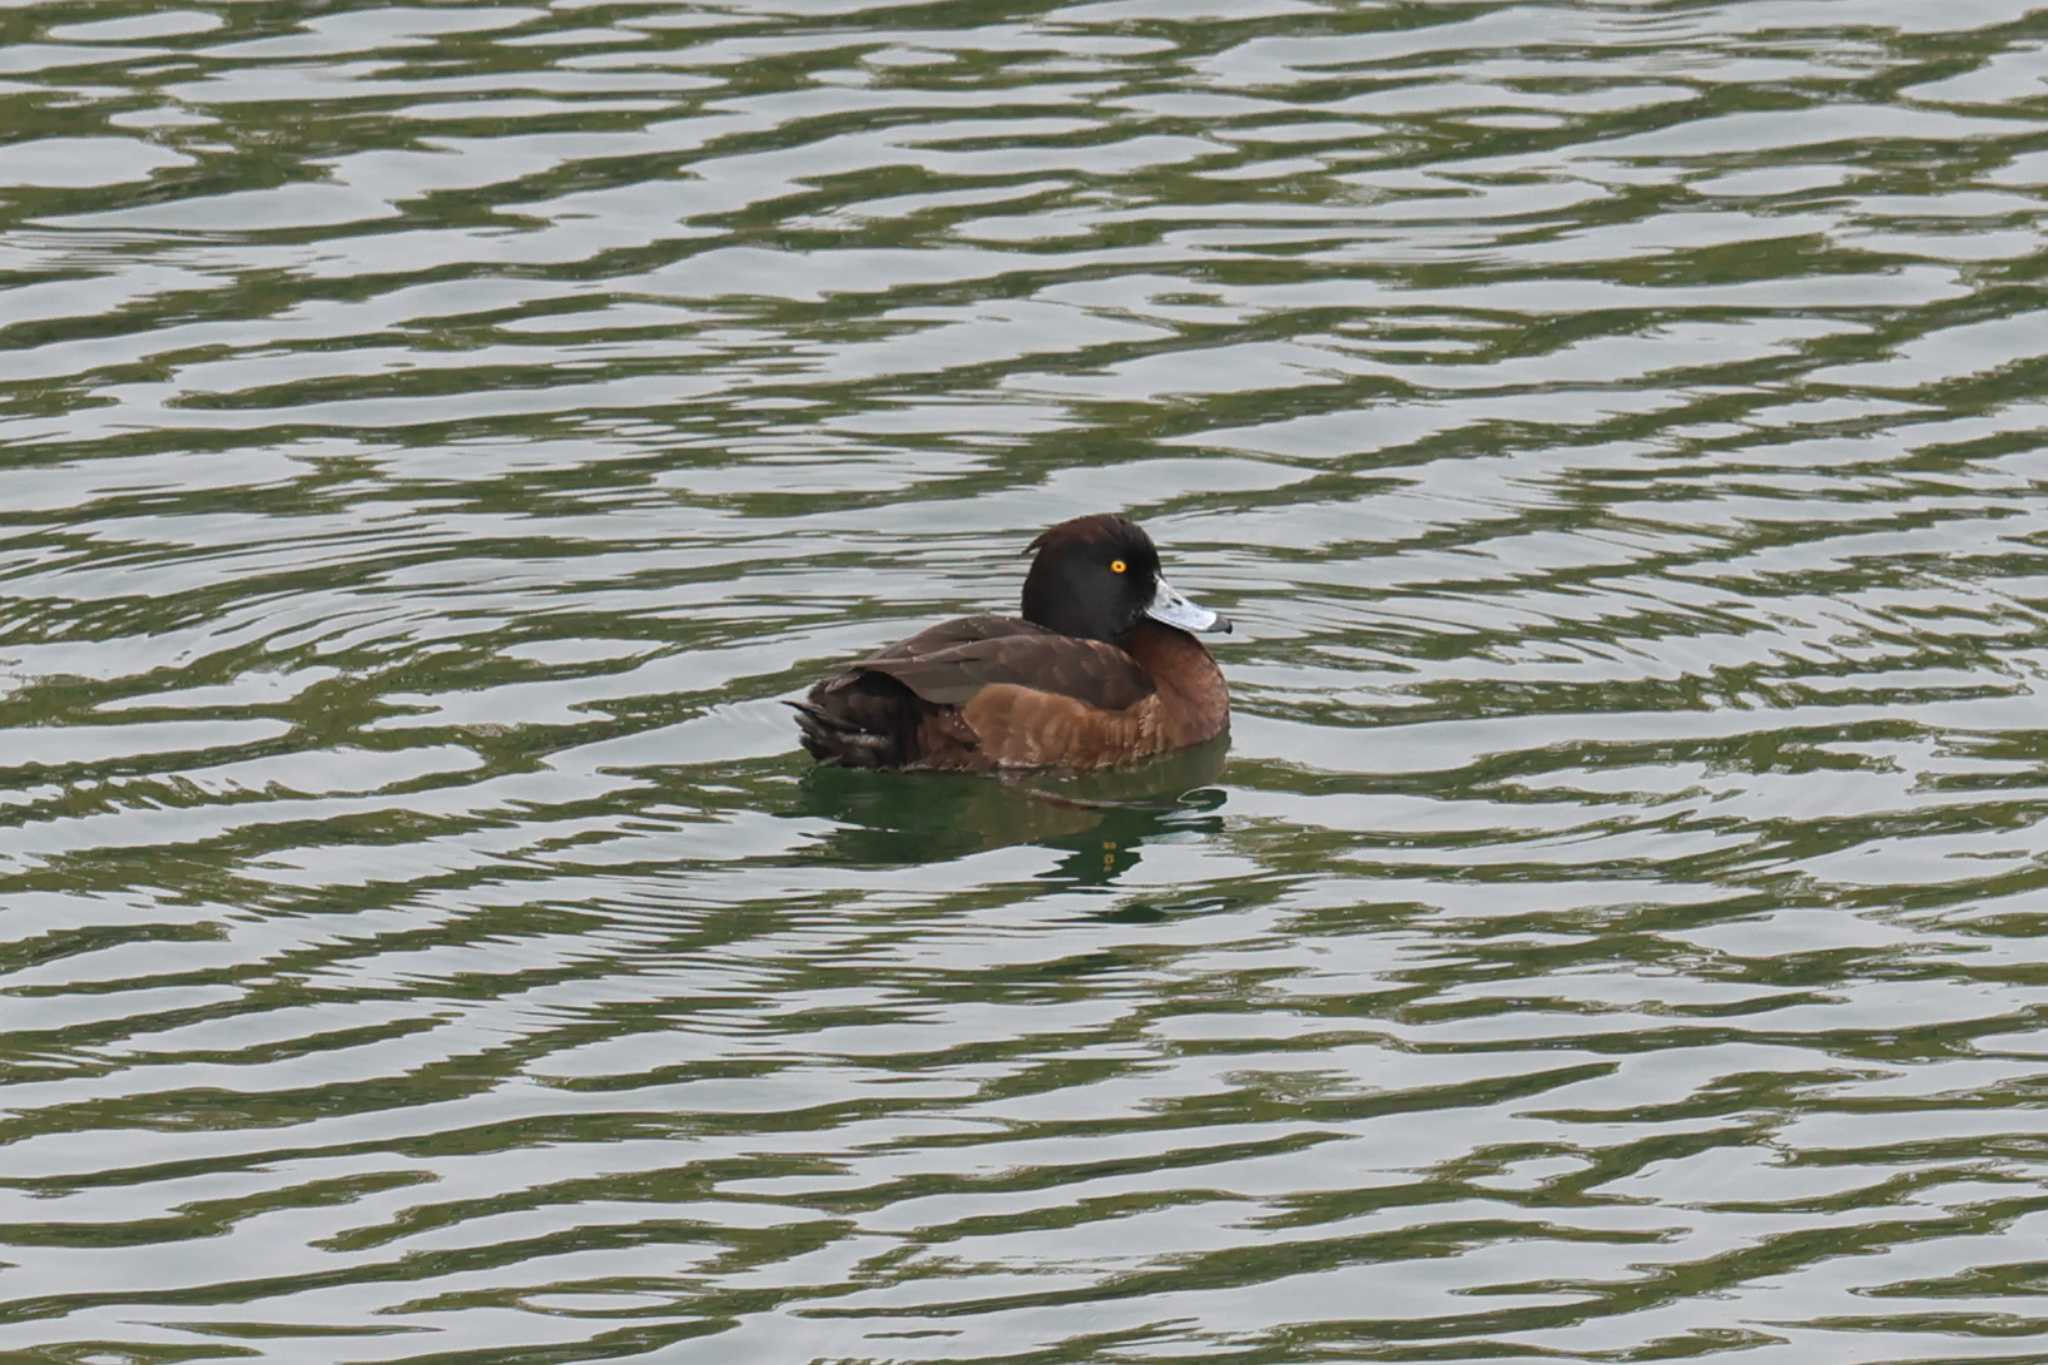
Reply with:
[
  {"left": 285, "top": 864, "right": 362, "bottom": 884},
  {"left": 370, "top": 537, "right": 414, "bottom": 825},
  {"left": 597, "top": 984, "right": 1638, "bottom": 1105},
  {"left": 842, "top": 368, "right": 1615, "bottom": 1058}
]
[{"left": 1110, "top": 559, "right": 1127, "bottom": 574}]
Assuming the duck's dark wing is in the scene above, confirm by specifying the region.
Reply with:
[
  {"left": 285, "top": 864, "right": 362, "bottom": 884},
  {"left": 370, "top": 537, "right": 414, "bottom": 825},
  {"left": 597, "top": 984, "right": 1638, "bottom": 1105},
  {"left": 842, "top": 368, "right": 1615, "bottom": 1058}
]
[
  {"left": 860, "top": 614, "right": 1030, "bottom": 661},
  {"left": 853, "top": 614, "right": 1153, "bottom": 711}
]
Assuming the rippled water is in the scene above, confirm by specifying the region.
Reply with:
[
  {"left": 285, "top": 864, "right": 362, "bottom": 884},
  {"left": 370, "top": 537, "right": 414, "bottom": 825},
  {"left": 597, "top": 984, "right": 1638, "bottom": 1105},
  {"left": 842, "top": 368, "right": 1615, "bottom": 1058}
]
[{"left": 5, "top": 2, "right": 2048, "bottom": 1360}]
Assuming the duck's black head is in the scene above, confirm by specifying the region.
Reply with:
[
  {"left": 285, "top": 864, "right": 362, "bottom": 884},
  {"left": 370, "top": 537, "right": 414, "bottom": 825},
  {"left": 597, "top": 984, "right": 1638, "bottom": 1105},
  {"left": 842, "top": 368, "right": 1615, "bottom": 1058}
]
[{"left": 1020, "top": 513, "right": 1230, "bottom": 644}]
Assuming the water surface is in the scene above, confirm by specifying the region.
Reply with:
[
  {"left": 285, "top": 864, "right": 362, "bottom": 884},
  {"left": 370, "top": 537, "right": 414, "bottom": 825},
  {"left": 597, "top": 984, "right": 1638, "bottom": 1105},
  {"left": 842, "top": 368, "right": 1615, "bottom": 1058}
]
[{"left": 4, "top": 1, "right": 2048, "bottom": 1360}]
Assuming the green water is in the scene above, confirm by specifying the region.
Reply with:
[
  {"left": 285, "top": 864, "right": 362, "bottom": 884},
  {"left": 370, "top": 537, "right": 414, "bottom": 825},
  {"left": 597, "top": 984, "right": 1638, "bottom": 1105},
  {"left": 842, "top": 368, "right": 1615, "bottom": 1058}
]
[{"left": 3, "top": 2, "right": 2048, "bottom": 1361}]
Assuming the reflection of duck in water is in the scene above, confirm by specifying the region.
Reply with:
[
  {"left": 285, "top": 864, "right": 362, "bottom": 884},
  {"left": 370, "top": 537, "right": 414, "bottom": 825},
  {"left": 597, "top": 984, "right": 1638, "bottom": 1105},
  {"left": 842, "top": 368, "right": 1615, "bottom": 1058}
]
[
  {"left": 794, "top": 736, "right": 1229, "bottom": 885},
  {"left": 791, "top": 514, "right": 1231, "bottom": 771}
]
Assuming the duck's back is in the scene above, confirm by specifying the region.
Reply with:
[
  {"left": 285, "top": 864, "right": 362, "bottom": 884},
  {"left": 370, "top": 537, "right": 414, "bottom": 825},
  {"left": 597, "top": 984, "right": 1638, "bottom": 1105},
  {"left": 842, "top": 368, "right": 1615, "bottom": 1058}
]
[{"left": 792, "top": 614, "right": 1162, "bottom": 770}]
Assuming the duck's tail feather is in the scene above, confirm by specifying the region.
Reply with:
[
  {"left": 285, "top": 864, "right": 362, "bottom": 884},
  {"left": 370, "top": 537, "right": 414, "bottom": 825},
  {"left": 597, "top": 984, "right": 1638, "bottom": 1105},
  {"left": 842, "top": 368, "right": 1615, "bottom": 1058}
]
[{"left": 787, "top": 699, "right": 898, "bottom": 768}]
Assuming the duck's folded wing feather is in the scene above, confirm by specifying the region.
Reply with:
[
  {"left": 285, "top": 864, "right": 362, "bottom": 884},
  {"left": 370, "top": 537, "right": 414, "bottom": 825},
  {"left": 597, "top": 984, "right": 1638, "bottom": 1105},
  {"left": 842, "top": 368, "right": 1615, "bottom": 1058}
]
[
  {"left": 862, "top": 614, "right": 1032, "bottom": 661},
  {"left": 854, "top": 618, "right": 1153, "bottom": 712}
]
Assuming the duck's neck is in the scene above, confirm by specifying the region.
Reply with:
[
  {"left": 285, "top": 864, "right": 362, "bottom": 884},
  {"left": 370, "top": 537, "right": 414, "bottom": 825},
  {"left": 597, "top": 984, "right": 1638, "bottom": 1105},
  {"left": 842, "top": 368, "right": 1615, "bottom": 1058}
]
[{"left": 1126, "top": 620, "right": 1229, "bottom": 743}]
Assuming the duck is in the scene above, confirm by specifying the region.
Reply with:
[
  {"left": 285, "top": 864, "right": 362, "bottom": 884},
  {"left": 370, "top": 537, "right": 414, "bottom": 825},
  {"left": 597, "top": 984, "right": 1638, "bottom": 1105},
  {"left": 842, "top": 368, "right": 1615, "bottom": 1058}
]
[{"left": 791, "top": 513, "right": 1231, "bottom": 770}]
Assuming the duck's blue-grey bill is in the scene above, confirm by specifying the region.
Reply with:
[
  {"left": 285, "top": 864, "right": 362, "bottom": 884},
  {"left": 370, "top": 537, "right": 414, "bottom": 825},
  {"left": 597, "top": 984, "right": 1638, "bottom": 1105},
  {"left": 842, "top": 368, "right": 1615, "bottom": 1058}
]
[{"left": 1147, "top": 578, "right": 1231, "bottom": 634}]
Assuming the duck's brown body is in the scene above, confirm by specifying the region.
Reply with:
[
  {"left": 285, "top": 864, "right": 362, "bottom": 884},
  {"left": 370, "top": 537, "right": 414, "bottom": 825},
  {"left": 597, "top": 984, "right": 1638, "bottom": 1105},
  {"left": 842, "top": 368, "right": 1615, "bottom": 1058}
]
[
  {"left": 796, "top": 616, "right": 1227, "bottom": 771},
  {"left": 790, "top": 515, "right": 1231, "bottom": 772}
]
